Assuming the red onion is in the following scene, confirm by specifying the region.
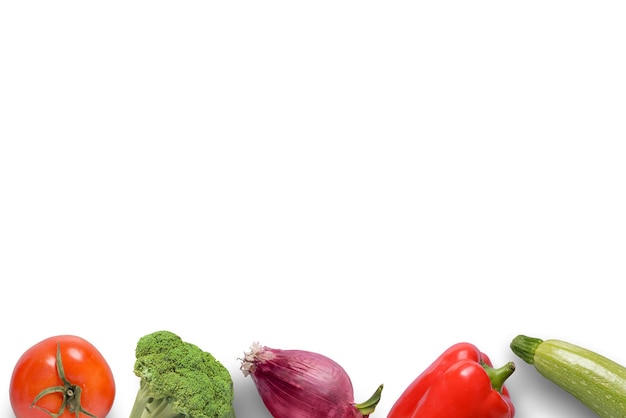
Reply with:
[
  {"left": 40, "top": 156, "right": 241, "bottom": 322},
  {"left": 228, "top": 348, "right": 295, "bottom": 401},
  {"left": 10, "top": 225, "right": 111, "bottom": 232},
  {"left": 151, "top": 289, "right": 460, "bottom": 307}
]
[{"left": 240, "top": 342, "right": 383, "bottom": 418}]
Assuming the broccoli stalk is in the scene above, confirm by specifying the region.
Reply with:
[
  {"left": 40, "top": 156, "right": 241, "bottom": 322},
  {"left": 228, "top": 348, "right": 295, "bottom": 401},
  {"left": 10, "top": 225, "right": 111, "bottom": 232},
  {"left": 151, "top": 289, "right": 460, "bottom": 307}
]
[
  {"left": 129, "top": 379, "right": 182, "bottom": 418},
  {"left": 129, "top": 330, "right": 236, "bottom": 418}
]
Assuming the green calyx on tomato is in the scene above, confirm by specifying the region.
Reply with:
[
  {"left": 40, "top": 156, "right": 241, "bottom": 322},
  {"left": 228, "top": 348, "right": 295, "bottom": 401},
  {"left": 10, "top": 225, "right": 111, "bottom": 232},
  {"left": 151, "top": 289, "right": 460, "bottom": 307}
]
[
  {"left": 31, "top": 343, "right": 96, "bottom": 418},
  {"left": 10, "top": 335, "right": 115, "bottom": 418}
]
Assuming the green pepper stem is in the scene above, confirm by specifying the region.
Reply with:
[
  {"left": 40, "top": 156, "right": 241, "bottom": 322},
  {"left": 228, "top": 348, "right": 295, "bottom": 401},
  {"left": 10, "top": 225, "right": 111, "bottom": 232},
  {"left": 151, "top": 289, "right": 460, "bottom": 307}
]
[{"left": 482, "top": 361, "right": 516, "bottom": 393}]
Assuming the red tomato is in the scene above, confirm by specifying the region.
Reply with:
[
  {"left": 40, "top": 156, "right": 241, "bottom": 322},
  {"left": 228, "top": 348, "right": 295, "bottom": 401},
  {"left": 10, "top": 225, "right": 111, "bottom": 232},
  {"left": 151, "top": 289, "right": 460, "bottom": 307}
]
[{"left": 9, "top": 335, "right": 116, "bottom": 418}]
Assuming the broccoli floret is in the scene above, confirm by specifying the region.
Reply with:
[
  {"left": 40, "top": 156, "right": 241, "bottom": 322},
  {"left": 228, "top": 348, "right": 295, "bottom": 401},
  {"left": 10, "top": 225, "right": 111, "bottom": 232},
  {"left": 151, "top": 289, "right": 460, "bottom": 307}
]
[{"left": 129, "top": 330, "right": 236, "bottom": 418}]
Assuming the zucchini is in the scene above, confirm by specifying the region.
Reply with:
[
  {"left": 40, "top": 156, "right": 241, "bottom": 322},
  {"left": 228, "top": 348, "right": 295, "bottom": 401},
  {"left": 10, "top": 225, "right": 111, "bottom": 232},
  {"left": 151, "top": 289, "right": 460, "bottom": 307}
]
[{"left": 510, "top": 334, "right": 626, "bottom": 418}]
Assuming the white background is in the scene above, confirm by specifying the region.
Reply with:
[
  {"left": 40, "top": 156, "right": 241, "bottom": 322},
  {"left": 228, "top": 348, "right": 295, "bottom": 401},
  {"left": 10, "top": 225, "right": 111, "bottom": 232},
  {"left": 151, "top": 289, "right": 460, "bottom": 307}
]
[{"left": 1, "top": 2, "right": 625, "bottom": 417}]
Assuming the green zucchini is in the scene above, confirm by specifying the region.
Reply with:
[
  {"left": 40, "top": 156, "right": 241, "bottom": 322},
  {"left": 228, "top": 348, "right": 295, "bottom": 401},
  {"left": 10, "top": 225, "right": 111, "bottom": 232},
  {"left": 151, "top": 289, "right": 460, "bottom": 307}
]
[{"left": 510, "top": 334, "right": 626, "bottom": 418}]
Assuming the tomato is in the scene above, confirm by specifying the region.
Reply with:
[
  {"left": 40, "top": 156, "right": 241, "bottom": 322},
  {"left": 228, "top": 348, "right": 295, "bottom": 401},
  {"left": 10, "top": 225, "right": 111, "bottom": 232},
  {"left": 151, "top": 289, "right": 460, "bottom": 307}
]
[{"left": 9, "top": 335, "right": 116, "bottom": 418}]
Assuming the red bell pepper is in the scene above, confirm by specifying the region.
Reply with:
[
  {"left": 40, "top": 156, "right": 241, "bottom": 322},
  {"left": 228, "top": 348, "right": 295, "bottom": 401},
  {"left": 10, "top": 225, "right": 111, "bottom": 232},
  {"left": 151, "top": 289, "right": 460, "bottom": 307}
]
[{"left": 387, "top": 342, "right": 515, "bottom": 418}]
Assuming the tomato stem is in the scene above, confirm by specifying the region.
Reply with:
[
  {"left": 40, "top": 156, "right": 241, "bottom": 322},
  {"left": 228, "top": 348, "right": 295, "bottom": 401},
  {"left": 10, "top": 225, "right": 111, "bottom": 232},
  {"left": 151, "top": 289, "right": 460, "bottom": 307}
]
[{"left": 30, "top": 343, "right": 97, "bottom": 418}]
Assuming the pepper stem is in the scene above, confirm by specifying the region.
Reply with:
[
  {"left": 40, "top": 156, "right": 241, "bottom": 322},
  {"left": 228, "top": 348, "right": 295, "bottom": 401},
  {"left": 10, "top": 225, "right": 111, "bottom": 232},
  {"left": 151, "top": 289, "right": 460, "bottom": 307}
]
[
  {"left": 482, "top": 361, "right": 515, "bottom": 393},
  {"left": 354, "top": 384, "right": 384, "bottom": 417}
]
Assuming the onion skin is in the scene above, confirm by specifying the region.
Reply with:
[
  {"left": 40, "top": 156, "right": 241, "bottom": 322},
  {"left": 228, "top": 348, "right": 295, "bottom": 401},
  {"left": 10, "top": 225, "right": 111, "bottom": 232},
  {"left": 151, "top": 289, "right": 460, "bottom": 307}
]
[{"left": 241, "top": 343, "right": 381, "bottom": 418}]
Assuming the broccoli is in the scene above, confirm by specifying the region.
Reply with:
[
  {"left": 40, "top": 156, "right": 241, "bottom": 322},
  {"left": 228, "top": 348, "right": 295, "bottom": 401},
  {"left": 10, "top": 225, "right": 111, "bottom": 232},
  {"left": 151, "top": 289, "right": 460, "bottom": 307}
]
[{"left": 129, "top": 330, "right": 236, "bottom": 418}]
